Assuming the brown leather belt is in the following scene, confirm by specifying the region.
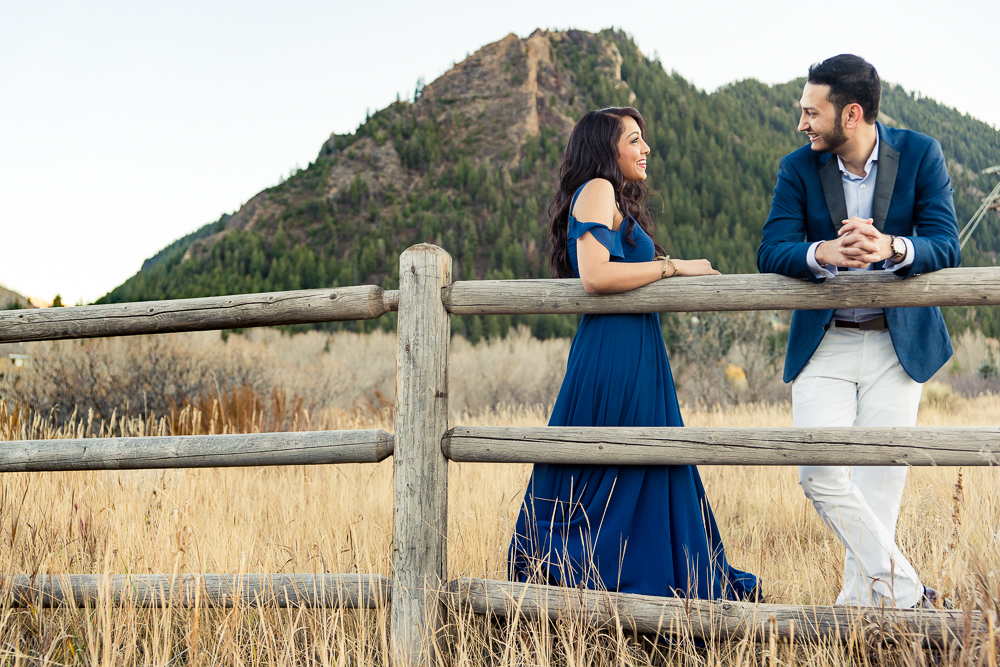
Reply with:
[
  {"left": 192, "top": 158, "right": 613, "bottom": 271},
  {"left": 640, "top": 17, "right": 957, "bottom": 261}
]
[{"left": 833, "top": 315, "right": 886, "bottom": 331}]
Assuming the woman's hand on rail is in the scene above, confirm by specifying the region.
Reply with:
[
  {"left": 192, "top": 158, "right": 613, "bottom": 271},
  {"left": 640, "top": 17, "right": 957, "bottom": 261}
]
[{"left": 671, "top": 259, "right": 721, "bottom": 277}]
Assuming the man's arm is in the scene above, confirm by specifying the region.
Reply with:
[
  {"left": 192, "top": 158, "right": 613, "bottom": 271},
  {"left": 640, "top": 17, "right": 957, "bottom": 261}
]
[
  {"left": 757, "top": 157, "right": 823, "bottom": 282},
  {"left": 892, "top": 138, "right": 961, "bottom": 278}
]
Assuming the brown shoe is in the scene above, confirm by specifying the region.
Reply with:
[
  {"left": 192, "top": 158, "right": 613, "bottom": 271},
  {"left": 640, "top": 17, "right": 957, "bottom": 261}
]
[{"left": 917, "top": 586, "right": 955, "bottom": 610}]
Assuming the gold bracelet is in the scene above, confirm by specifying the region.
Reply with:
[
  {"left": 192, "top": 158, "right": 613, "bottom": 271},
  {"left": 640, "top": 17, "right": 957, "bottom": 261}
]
[{"left": 655, "top": 255, "right": 678, "bottom": 279}]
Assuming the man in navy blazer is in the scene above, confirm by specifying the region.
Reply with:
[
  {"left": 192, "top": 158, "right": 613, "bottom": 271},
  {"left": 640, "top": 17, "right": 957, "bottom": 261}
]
[{"left": 758, "top": 55, "right": 960, "bottom": 609}]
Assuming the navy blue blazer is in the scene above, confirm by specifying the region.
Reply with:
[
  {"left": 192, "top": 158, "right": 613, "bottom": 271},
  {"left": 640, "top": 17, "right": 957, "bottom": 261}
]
[{"left": 757, "top": 123, "right": 960, "bottom": 383}]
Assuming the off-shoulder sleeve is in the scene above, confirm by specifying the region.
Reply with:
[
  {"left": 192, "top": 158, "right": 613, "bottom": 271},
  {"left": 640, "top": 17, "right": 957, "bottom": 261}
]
[{"left": 568, "top": 220, "right": 624, "bottom": 259}]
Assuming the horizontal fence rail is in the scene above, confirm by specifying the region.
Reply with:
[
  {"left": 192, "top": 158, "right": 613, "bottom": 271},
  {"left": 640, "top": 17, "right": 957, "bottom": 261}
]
[
  {"left": 0, "top": 286, "right": 399, "bottom": 343},
  {"left": 6, "top": 267, "right": 1000, "bottom": 344},
  {"left": 0, "top": 430, "right": 393, "bottom": 472},
  {"left": 443, "top": 267, "right": 1000, "bottom": 315},
  {"left": 443, "top": 426, "right": 1000, "bottom": 466},
  {"left": 2, "top": 574, "right": 389, "bottom": 608},
  {"left": 446, "top": 578, "right": 986, "bottom": 645}
]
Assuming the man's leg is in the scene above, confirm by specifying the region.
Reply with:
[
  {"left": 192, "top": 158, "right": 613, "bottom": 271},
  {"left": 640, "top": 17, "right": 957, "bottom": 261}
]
[
  {"left": 793, "top": 328, "right": 920, "bottom": 606},
  {"left": 842, "top": 329, "right": 924, "bottom": 607},
  {"left": 837, "top": 467, "right": 909, "bottom": 605},
  {"left": 794, "top": 329, "right": 861, "bottom": 602}
]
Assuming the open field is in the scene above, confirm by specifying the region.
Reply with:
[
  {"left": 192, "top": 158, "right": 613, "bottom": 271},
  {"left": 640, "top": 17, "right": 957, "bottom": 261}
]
[
  {"left": 0, "top": 395, "right": 998, "bottom": 665},
  {"left": 0, "top": 331, "right": 999, "bottom": 664}
]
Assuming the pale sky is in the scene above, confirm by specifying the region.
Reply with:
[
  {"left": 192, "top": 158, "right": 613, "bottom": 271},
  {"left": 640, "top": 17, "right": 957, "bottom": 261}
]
[{"left": 2, "top": 0, "right": 997, "bottom": 304}]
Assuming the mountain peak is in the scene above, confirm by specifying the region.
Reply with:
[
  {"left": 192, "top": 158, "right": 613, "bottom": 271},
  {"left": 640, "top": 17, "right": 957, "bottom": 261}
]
[{"left": 207, "top": 30, "right": 625, "bottom": 249}]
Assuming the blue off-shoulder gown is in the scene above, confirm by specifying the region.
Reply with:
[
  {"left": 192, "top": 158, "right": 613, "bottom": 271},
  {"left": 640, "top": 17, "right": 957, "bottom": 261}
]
[{"left": 508, "top": 185, "right": 758, "bottom": 600}]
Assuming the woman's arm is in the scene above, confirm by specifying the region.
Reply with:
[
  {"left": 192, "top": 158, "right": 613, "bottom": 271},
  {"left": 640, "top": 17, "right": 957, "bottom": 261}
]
[{"left": 574, "top": 180, "right": 719, "bottom": 294}]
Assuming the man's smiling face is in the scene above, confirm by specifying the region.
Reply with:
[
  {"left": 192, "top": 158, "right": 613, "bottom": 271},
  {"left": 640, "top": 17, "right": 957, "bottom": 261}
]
[{"left": 798, "top": 82, "right": 847, "bottom": 153}]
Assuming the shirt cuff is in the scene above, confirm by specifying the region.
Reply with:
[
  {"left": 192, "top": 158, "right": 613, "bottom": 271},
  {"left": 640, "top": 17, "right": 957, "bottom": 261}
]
[
  {"left": 806, "top": 241, "right": 838, "bottom": 279},
  {"left": 884, "top": 237, "right": 915, "bottom": 271}
]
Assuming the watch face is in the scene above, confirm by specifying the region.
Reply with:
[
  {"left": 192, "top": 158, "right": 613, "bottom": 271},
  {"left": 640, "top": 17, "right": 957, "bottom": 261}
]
[{"left": 893, "top": 237, "right": 905, "bottom": 257}]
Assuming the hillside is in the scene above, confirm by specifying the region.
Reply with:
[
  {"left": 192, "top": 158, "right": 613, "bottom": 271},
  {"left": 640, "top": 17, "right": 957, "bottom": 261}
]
[
  {"left": 0, "top": 286, "right": 35, "bottom": 311},
  {"left": 98, "top": 29, "right": 1000, "bottom": 339}
]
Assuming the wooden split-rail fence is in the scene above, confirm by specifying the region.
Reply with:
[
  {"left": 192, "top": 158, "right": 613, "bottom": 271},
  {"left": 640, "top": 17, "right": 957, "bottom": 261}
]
[{"left": 2, "top": 244, "right": 1000, "bottom": 664}]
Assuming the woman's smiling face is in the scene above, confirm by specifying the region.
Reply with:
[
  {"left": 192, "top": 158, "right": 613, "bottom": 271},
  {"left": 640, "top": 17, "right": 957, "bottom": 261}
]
[{"left": 616, "top": 115, "right": 650, "bottom": 182}]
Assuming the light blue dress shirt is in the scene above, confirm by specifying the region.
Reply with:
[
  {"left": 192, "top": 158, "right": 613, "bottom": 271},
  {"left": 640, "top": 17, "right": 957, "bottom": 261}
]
[{"left": 805, "top": 133, "right": 915, "bottom": 321}]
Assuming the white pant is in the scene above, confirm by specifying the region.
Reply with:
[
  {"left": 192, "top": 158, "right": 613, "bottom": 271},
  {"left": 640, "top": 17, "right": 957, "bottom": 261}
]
[{"left": 792, "top": 327, "right": 924, "bottom": 607}]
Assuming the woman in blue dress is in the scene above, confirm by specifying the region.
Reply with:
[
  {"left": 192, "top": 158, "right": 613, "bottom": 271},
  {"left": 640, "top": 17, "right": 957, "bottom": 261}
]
[{"left": 509, "top": 107, "right": 758, "bottom": 600}]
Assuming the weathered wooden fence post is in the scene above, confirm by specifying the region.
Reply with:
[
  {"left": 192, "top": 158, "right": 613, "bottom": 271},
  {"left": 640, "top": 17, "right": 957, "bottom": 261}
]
[{"left": 392, "top": 244, "right": 452, "bottom": 666}]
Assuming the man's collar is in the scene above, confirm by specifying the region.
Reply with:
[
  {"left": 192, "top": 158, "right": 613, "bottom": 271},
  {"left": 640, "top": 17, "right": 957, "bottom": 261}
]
[{"left": 837, "top": 130, "right": 879, "bottom": 178}]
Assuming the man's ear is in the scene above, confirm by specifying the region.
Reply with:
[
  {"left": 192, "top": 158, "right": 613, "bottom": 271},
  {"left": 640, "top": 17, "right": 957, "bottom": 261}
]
[{"left": 844, "top": 103, "right": 864, "bottom": 130}]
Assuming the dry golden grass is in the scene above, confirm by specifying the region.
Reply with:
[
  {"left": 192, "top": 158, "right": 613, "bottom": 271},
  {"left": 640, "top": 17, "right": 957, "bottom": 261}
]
[{"left": 0, "top": 389, "right": 998, "bottom": 664}]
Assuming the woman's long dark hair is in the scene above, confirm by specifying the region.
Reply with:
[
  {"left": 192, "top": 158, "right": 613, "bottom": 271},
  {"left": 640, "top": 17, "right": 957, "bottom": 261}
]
[{"left": 547, "top": 107, "right": 664, "bottom": 278}]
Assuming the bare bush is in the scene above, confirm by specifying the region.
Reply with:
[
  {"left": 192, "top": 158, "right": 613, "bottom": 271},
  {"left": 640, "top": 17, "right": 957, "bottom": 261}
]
[
  {"left": 261, "top": 328, "right": 397, "bottom": 411},
  {"left": 3, "top": 335, "right": 215, "bottom": 421},
  {"left": 669, "top": 311, "right": 790, "bottom": 406},
  {"left": 1, "top": 327, "right": 570, "bottom": 425},
  {"left": 449, "top": 326, "right": 568, "bottom": 414},
  {"left": 930, "top": 328, "right": 1000, "bottom": 396},
  {"left": 0, "top": 329, "right": 399, "bottom": 425}
]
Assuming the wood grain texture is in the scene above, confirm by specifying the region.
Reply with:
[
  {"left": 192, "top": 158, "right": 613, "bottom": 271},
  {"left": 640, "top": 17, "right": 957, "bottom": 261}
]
[
  {"left": 2, "top": 574, "right": 389, "bottom": 608},
  {"left": 445, "top": 578, "right": 989, "bottom": 645},
  {"left": 442, "top": 267, "right": 1000, "bottom": 315},
  {"left": 442, "top": 426, "right": 1000, "bottom": 466},
  {"left": 392, "top": 245, "right": 452, "bottom": 666},
  {"left": 0, "top": 286, "right": 395, "bottom": 343},
  {"left": 0, "top": 430, "right": 393, "bottom": 472}
]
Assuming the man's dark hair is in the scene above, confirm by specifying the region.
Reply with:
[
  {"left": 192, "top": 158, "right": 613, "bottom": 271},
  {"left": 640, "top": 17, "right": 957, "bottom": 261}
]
[{"left": 808, "top": 54, "right": 881, "bottom": 124}]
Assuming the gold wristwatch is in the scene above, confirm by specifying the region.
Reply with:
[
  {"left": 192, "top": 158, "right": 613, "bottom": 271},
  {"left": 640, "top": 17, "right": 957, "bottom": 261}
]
[{"left": 890, "top": 235, "right": 906, "bottom": 262}]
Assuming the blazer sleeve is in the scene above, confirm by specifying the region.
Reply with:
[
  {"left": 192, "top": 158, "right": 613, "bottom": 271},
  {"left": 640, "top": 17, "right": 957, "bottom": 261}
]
[
  {"left": 757, "top": 157, "right": 823, "bottom": 283},
  {"left": 893, "top": 138, "right": 961, "bottom": 279}
]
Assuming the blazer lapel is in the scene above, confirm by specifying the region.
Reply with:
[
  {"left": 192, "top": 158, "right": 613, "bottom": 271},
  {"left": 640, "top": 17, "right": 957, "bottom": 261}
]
[
  {"left": 818, "top": 154, "right": 848, "bottom": 232},
  {"left": 872, "top": 136, "right": 900, "bottom": 232}
]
